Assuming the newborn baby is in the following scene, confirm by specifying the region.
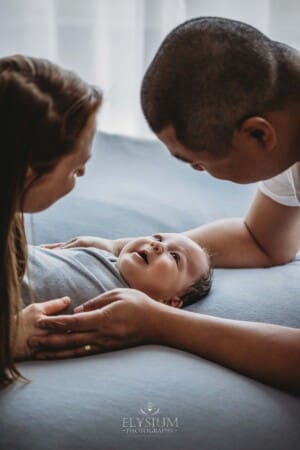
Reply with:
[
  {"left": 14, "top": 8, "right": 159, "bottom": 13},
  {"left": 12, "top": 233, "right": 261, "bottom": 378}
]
[{"left": 22, "top": 233, "right": 212, "bottom": 313}]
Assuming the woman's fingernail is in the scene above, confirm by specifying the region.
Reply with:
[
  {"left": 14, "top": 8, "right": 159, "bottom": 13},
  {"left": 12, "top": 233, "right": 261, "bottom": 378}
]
[
  {"left": 63, "top": 297, "right": 70, "bottom": 304},
  {"left": 74, "top": 306, "right": 83, "bottom": 312}
]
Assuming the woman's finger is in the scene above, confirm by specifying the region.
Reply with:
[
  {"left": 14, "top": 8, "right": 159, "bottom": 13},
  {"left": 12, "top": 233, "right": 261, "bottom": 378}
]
[
  {"left": 34, "top": 344, "right": 100, "bottom": 360},
  {"left": 34, "top": 338, "right": 132, "bottom": 360},
  {"left": 38, "top": 297, "right": 71, "bottom": 315}
]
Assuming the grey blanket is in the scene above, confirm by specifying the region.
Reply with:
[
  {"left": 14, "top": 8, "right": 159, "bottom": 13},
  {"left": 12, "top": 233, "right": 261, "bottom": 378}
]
[{"left": 22, "top": 245, "right": 128, "bottom": 313}]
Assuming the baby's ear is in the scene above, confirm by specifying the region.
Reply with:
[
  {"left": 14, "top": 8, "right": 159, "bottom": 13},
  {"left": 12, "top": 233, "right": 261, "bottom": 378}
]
[{"left": 167, "top": 296, "right": 183, "bottom": 308}]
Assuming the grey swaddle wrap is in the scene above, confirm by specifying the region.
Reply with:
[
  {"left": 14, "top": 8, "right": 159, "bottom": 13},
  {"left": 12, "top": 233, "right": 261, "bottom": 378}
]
[{"left": 22, "top": 245, "right": 129, "bottom": 314}]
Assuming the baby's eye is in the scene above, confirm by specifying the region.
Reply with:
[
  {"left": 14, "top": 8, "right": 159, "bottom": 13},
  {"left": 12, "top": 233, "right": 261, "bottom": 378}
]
[
  {"left": 153, "top": 234, "right": 162, "bottom": 242},
  {"left": 170, "top": 252, "right": 180, "bottom": 265}
]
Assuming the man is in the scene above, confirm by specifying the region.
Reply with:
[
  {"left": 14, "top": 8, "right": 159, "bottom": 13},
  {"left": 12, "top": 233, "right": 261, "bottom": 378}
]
[{"left": 29, "top": 18, "right": 300, "bottom": 393}]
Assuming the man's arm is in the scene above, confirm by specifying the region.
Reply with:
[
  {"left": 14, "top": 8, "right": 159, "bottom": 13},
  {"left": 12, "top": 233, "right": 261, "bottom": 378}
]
[
  {"left": 185, "top": 189, "right": 300, "bottom": 267},
  {"left": 153, "top": 305, "right": 300, "bottom": 394},
  {"left": 30, "top": 289, "right": 300, "bottom": 394}
]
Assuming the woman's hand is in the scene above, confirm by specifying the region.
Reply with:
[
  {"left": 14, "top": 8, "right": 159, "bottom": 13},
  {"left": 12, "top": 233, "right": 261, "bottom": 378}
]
[
  {"left": 13, "top": 297, "right": 71, "bottom": 360},
  {"left": 27, "top": 289, "right": 165, "bottom": 360}
]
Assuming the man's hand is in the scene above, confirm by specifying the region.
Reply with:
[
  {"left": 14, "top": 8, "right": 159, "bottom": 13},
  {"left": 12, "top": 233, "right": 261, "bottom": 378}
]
[
  {"left": 27, "top": 289, "right": 162, "bottom": 360},
  {"left": 13, "top": 297, "right": 71, "bottom": 360},
  {"left": 26, "top": 288, "right": 300, "bottom": 393}
]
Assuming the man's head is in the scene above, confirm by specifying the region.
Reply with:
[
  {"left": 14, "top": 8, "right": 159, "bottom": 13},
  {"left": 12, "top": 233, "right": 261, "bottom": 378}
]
[
  {"left": 117, "top": 233, "right": 212, "bottom": 307},
  {"left": 141, "top": 17, "right": 300, "bottom": 183}
]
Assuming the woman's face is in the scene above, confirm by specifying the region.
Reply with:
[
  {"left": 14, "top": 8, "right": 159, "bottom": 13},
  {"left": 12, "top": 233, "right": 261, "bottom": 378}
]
[{"left": 23, "top": 115, "right": 97, "bottom": 213}]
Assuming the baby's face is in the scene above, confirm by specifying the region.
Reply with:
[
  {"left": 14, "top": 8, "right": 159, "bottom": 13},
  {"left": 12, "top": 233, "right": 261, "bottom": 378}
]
[{"left": 118, "top": 233, "right": 208, "bottom": 303}]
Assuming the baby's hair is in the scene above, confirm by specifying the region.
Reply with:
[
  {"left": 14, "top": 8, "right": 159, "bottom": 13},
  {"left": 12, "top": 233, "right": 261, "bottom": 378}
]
[{"left": 180, "top": 251, "right": 213, "bottom": 307}]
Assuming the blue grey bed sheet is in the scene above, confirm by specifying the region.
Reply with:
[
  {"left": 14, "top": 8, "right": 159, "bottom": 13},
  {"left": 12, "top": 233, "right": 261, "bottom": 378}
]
[{"left": 0, "top": 131, "right": 299, "bottom": 450}]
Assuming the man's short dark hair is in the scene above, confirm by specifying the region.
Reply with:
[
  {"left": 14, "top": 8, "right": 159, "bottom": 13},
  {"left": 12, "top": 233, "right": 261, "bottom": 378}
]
[{"left": 141, "top": 17, "right": 296, "bottom": 155}]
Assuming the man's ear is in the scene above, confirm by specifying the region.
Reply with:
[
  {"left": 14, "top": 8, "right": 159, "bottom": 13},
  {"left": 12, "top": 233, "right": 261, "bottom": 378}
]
[
  {"left": 162, "top": 296, "right": 183, "bottom": 308},
  {"left": 233, "top": 116, "right": 277, "bottom": 152}
]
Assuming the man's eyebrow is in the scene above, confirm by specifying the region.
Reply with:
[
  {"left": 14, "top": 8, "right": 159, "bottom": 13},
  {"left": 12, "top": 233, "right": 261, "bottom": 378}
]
[{"left": 173, "top": 154, "right": 191, "bottom": 164}]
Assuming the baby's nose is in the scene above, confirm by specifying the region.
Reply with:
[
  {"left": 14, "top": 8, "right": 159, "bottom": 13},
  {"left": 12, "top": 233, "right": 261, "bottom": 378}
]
[{"left": 150, "top": 240, "right": 163, "bottom": 254}]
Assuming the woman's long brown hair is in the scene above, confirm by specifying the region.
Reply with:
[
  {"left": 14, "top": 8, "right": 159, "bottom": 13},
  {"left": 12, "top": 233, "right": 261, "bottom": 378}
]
[{"left": 0, "top": 55, "right": 102, "bottom": 386}]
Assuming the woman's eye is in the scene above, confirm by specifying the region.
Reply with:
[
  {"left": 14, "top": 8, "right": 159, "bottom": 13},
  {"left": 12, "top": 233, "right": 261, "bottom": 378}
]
[
  {"left": 171, "top": 252, "right": 180, "bottom": 264},
  {"left": 153, "top": 234, "right": 162, "bottom": 241}
]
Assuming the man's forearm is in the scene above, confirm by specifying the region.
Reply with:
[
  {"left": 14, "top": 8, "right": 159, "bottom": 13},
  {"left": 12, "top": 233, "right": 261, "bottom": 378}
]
[
  {"left": 114, "top": 218, "right": 273, "bottom": 266},
  {"left": 151, "top": 305, "right": 300, "bottom": 394},
  {"left": 184, "top": 218, "right": 273, "bottom": 268}
]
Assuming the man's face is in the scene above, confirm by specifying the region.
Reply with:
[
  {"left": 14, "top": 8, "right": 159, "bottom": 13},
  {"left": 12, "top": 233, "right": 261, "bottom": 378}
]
[
  {"left": 157, "top": 124, "right": 281, "bottom": 184},
  {"left": 118, "top": 233, "right": 208, "bottom": 302},
  {"left": 23, "top": 114, "right": 97, "bottom": 212}
]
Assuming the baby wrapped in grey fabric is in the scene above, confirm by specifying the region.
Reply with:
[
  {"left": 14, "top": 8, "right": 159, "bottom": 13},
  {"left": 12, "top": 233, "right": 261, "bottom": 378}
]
[
  {"left": 22, "top": 233, "right": 212, "bottom": 312},
  {"left": 22, "top": 246, "right": 128, "bottom": 314}
]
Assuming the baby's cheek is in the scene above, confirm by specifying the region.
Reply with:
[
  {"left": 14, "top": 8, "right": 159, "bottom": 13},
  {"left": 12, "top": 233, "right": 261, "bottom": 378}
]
[{"left": 155, "top": 260, "right": 173, "bottom": 278}]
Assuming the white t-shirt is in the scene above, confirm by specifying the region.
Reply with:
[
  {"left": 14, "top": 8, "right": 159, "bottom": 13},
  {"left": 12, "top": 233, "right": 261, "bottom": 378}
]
[{"left": 259, "top": 162, "right": 300, "bottom": 207}]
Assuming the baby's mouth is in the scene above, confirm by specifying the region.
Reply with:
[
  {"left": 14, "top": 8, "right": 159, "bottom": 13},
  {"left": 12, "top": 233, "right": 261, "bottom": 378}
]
[{"left": 137, "top": 250, "right": 149, "bottom": 264}]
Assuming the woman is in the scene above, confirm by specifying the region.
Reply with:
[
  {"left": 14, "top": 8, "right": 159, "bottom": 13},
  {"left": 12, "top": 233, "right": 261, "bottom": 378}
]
[{"left": 0, "top": 54, "right": 102, "bottom": 386}]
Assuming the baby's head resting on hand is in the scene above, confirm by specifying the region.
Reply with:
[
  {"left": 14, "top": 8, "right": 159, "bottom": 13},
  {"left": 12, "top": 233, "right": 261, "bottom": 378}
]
[{"left": 117, "top": 233, "right": 212, "bottom": 308}]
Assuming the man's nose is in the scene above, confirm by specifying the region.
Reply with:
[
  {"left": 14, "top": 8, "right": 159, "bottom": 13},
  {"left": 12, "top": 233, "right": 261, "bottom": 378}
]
[
  {"left": 150, "top": 240, "right": 164, "bottom": 254},
  {"left": 76, "top": 167, "right": 85, "bottom": 177}
]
